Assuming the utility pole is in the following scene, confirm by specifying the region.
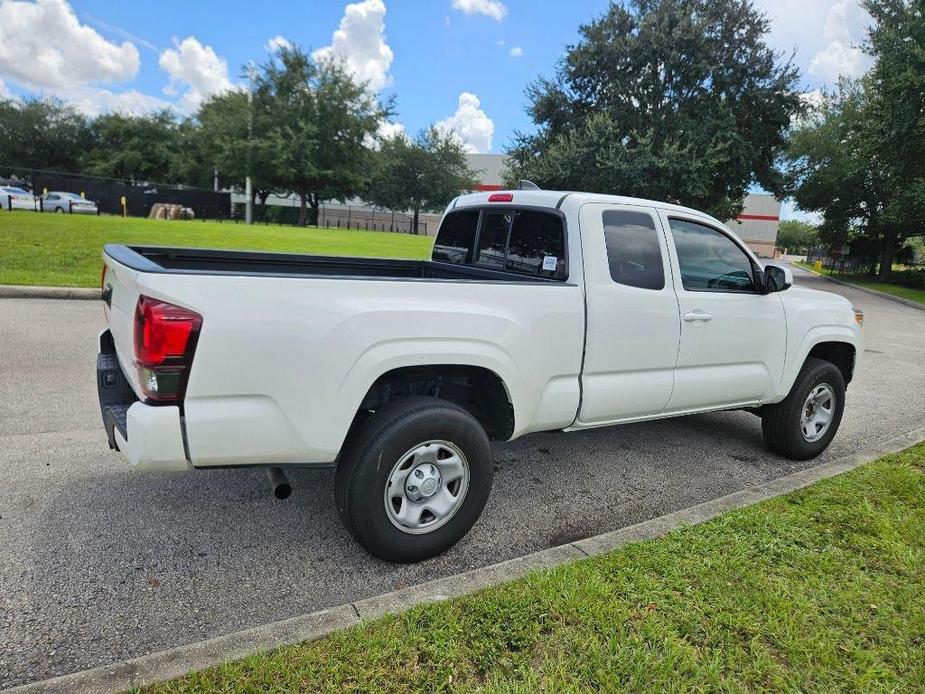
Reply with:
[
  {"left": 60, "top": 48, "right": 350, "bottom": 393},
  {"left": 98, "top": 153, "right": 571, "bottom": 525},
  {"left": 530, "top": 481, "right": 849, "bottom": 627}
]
[{"left": 245, "top": 62, "right": 255, "bottom": 225}]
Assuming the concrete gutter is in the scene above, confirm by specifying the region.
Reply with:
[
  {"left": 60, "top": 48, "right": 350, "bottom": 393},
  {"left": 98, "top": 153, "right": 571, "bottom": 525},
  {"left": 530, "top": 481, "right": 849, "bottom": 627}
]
[
  {"left": 6, "top": 425, "right": 925, "bottom": 694},
  {"left": 794, "top": 264, "right": 925, "bottom": 312},
  {"left": 0, "top": 285, "right": 99, "bottom": 301}
]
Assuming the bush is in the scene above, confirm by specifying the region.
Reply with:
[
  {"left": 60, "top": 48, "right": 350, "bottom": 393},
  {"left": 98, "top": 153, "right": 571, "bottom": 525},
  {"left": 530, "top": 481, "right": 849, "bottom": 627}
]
[{"left": 893, "top": 268, "right": 925, "bottom": 289}]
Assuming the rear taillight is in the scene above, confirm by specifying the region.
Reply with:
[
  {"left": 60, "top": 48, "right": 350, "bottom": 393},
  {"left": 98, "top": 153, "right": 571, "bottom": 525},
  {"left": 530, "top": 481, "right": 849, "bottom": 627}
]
[{"left": 133, "top": 295, "right": 202, "bottom": 403}]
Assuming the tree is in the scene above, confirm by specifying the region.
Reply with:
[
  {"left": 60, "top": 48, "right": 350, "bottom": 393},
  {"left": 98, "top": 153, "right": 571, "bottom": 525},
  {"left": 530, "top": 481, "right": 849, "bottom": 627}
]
[
  {"left": 0, "top": 97, "right": 90, "bottom": 173},
  {"left": 82, "top": 111, "right": 183, "bottom": 182},
  {"left": 787, "top": 0, "right": 925, "bottom": 281},
  {"left": 505, "top": 0, "right": 802, "bottom": 220},
  {"left": 253, "top": 47, "right": 388, "bottom": 226},
  {"left": 786, "top": 81, "right": 875, "bottom": 257},
  {"left": 860, "top": 0, "right": 925, "bottom": 279},
  {"left": 776, "top": 220, "right": 818, "bottom": 254},
  {"left": 194, "top": 89, "right": 283, "bottom": 208},
  {"left": 364, "top": 127, "right": 476, "bottom": 234}
]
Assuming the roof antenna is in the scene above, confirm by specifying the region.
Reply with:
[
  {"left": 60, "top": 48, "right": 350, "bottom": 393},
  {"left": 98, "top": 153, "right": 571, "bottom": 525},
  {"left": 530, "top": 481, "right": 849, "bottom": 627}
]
[{"left": 517, "top": 179, "right": 541, "bottom": 191}]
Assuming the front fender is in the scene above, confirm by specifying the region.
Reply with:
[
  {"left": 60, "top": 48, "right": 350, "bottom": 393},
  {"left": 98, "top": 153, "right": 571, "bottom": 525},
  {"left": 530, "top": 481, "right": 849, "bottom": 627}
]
[{"left": 774, "top": 324, "right": 861, "bottom": 401}]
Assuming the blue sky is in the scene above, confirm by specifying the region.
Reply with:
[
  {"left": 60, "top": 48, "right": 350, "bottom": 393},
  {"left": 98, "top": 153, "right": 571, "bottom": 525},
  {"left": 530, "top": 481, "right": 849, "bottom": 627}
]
[{"left": 0, "top": 0, "right": 875, "bottom": 217}]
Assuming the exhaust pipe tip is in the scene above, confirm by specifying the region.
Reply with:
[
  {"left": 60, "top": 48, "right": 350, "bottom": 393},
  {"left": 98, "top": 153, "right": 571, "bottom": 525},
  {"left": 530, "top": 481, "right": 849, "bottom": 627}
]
[{"left": 267, "top": 467, "right": 292, "bottom": 500}]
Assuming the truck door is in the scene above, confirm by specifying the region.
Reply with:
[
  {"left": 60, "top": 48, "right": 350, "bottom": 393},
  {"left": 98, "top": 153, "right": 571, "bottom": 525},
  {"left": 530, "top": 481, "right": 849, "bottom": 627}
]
[
  {"left": 577, "top": 203, "right": 681, "bottom": 424},
  {"left": 660, "top": 212, "right": 786, "bottom": 411}
]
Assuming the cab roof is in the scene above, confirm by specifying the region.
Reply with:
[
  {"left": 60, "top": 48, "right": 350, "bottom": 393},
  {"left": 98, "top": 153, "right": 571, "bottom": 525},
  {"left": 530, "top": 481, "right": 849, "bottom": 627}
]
[{"left": 451, "top": 190, "right": 724, "bottom": 227}]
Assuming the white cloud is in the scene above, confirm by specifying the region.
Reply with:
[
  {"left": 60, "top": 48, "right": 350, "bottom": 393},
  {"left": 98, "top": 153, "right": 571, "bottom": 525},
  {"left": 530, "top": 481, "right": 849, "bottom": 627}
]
[
  {"left": 266, "top": 35, "right": 292, "bottom": 53},
  {"left": 0, "top": 77, "right": 10, "bottom": 99},
  {"left": 313, "top": 0, "right": 393, "bottom": 92},
  {"left": 451, "top": 0, "right": 507, "bottom": 22},
  {"left": 753, "top": 0, "right": 872, "bottom": 85},
  {"left": 508, "top": 46, "right": 523, "bottom": 58},
  {"left": 159, "top": 36, "right": 234, "bottom": 112},
  {"left": 435, "top": 91, "right": 495, "bottom": 153},
  {"left": 378, "top": 120, "right": 406, "bottom": 140},
  {"left": 0, "top": 0, "right": 139, "bottom": 90},
  {"left": 808, "top": 1, "right": 871, "bottom": 80}
]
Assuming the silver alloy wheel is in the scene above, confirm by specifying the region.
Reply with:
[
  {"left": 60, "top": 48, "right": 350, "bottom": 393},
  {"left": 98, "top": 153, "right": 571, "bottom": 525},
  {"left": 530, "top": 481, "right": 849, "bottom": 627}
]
[
  {"left": 383, "top": 440, "right": 470, "bottom": 535},
  {"left": 800, "top": 383, "right": 836, "bottom": 442}
]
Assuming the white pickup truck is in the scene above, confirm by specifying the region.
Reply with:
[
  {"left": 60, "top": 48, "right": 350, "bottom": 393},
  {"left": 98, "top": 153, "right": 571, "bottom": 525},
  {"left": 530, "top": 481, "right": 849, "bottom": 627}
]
[{"left": 97, "top": 190, "right": 863, "bottom": 561}]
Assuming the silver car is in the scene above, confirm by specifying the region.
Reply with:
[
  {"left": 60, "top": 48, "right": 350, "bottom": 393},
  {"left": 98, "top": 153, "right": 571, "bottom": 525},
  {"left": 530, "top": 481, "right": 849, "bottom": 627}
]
[
  {"left": 0, "top": 186, "right": 37, "bottom": 210},
  {"left": 42, "top": 192, "right": 98, "bottom": 214}
]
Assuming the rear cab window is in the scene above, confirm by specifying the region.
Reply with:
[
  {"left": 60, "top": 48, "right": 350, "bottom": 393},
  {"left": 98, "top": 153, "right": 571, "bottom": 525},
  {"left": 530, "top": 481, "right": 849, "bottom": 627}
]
[{"left": 433, "top": 207, "right": 567, "bottom": 280}]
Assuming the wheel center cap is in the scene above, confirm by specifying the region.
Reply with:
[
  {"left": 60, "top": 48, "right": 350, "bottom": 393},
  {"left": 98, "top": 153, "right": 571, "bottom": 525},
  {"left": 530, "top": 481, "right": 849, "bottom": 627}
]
[{"left": 406, "top": 464, "right": 441, "bottom": 500}]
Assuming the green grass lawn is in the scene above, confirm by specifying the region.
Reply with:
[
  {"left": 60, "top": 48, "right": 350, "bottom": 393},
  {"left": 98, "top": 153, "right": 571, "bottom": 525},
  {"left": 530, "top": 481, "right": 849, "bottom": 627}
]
[
  {"left": 0, "top": 211, "right": 434, "bottom": 287},
  {"left": 149, "top": 443, "right": 925, "bottom": 693},
  {"left": 795, "top": 260, "right": 925, "bottom": 306}
]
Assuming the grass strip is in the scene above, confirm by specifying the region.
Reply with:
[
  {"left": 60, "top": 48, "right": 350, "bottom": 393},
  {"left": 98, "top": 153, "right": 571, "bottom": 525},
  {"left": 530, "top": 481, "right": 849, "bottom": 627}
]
[
  {"left": 0, "top": 212, "right": 433, "bottom": 287},
  {"left": 149, "top": 443, "right": 925, "bottom": 693},
  {"left": 795, "top": 260, "right": 925, "bottom": 306}
]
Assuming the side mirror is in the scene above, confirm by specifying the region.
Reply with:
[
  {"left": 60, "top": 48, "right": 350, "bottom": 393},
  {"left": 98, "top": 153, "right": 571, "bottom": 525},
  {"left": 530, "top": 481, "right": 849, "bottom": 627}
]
[{"left": 763, "top": 263, "right": 793, "bottom": 293}]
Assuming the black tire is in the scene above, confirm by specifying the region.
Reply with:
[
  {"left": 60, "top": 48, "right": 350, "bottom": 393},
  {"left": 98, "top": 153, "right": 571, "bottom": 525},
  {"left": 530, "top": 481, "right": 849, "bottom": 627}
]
[
  {"left": 335, "top": 396, "right": 494, "bottom": 562},
  {"left": 761, "top": 357, "right": 845, "bottom": 460},
  {"left": 55, "top": 207, "right": 63, "bottom": 213}
]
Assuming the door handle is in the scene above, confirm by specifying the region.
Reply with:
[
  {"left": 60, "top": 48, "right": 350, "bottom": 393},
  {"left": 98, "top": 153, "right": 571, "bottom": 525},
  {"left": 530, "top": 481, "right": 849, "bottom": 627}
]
[{"left": 683, "top": 310, "right": 712, "bottom": 323}]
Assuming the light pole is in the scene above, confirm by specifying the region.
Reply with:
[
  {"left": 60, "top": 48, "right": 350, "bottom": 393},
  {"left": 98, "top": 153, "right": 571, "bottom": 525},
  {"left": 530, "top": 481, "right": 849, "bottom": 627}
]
[{"left": 245, "top": 62, "right": 256, "bottom": 225}]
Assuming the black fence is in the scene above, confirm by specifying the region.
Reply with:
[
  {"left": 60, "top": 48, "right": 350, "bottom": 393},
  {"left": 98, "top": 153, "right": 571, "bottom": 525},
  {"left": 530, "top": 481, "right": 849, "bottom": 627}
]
[
  {"left": 232, "top": 202, "right": 435, "bottom": 234},
  {"left": 1, "top": 166, "right": 230, "bottom": 219}
]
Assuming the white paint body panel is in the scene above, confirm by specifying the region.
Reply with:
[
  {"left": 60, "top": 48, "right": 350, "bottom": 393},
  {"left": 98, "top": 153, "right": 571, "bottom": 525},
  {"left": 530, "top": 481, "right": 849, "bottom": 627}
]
[{"left": 101, "top": 190, "right": 862, "bottom": 471}]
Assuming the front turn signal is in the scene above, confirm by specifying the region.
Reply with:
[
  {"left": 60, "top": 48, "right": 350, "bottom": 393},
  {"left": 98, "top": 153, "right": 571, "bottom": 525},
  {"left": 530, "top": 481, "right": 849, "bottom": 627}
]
[{"left": 853, "top": 307, "right": 864, "bottom": 327}]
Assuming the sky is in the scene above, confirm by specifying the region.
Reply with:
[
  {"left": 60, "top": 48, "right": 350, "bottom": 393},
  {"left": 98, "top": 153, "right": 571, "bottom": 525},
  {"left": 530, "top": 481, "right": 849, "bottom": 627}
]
[{"left": 0, "top": 0, "right": 876, "bottom": 218}]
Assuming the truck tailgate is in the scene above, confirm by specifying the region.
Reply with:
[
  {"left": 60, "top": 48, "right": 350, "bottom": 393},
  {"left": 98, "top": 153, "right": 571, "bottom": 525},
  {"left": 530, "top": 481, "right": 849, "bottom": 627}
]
[{"left": 102, "top": 253, "right": 144, "bottom": 400}]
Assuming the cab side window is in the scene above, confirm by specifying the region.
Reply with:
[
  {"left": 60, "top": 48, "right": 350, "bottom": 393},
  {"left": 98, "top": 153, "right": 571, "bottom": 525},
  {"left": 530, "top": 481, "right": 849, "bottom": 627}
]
[
  {"left": 668, "top": 218, "right": 757, "bottom": 292},
  {"left": 432, "top": 210, "right": 479, "bottom": 264},
  {"left": 602, "top": 210, "right": 665, "bottom": 290}
]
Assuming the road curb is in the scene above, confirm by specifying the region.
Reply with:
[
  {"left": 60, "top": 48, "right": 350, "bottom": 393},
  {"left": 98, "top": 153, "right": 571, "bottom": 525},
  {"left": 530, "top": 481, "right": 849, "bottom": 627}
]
[
  {"left": 793, "top": 264, "right": 925, "bottom": 312},
  {"left": 7, "top": 425, "right": 925, "bottom": 694},
  {"left": 0, "top": 285, "right": 99, "bottom": 301}
]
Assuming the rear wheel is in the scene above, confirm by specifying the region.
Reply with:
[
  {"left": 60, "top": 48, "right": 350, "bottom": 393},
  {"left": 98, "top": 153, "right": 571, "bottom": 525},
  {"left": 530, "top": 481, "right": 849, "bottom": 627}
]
[
  {"left": 761, "top": 357, "right": 845, "bottom": 460},
  {"left": 335, "top": 396, "right": 494, "bottom": 562}
]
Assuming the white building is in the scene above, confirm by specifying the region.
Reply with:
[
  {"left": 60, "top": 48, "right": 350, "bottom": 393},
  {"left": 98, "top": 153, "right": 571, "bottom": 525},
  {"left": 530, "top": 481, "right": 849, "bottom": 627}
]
[{"left": 725, "top": 193, "right": 781, "bottom": 258}]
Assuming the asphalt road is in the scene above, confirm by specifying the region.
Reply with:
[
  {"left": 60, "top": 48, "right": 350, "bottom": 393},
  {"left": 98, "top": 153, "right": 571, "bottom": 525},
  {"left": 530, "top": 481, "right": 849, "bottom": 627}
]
[{"left": 2, "top": 266, "right": 924, "bottom": 688}]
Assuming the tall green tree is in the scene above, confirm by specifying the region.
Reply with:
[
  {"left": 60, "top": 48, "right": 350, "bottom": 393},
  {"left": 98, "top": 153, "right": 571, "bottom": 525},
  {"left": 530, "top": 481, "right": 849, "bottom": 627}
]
[
  {"left": 861, "top": 0, "right": 925, "bottom": 278},
  {"left": 787, "top": 0, "right": 925, "bottom": 280},
  {"left": 776, "top": 220, "right": 819, "bottom": 254},
  {"left": 194, "top": 89, "right": 283, "bottom": 207},
  {"left": 82, "top": 110, "right": 182, "bottom": 182},
  {"left": 253, "top": 47, "right": 388, "bottom": 225},
  {"left": 364, "top": 127, "right": 476, "bottom": 234},
  {"left": 0, "top": 97, "right": 90, "bottom": 172},
  {"left": 786, "top": 81, "right": 875, "bottom": 255},
  {"left": 505, "top": 0, "right": 802, "bottom": 220}
]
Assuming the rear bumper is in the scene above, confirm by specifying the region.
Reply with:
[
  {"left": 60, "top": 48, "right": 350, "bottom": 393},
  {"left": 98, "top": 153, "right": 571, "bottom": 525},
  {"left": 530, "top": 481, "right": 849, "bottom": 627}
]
[{"left": 97, "top": 329, "right": 190, "bottom": 472}]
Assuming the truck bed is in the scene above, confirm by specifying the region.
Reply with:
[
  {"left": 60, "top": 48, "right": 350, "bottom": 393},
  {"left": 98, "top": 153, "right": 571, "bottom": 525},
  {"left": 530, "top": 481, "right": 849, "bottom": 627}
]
[{"left": 104, "top": 244, "right": 562, "bottom": 283}]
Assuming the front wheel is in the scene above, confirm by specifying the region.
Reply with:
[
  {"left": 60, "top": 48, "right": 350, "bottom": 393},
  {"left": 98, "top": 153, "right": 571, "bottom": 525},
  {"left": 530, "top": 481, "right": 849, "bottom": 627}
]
[
  {"left": 335, "top": 397, "right": 494, "bottom": 562},
  {"left": 761, "top": 357, "right": 846, "bottom": 460}
]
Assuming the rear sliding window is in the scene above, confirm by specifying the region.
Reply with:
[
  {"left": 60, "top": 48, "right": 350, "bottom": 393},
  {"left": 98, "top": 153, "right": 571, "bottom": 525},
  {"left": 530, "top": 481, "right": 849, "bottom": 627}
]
[{"left": 433, "top": 208, "right": 567, "bottom": 280}]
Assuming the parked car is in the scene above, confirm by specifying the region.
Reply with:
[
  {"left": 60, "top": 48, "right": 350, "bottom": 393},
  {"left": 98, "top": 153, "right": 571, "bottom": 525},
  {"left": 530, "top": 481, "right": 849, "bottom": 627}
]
[
  {"left": 96, "top": 190, "right": 863, "bottom": 562},
  {"left": 42, "top": 191, "right": 98, "bottom": 214},
  {"left": 0, "top": 186, "right": 37, "bottom": 210}
]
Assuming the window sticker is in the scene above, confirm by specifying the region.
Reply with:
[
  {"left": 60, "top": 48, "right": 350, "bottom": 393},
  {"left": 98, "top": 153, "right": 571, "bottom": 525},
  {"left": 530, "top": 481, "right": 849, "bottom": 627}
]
[{"left": 542, "top": 255, "right": 558, "bottom": 271}]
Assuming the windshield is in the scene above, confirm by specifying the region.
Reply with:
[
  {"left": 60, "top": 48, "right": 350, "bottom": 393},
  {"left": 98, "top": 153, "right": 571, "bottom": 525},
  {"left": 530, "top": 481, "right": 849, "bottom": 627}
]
[{"left": 3, "top": 187, "right": 30, "bottom": 195}]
